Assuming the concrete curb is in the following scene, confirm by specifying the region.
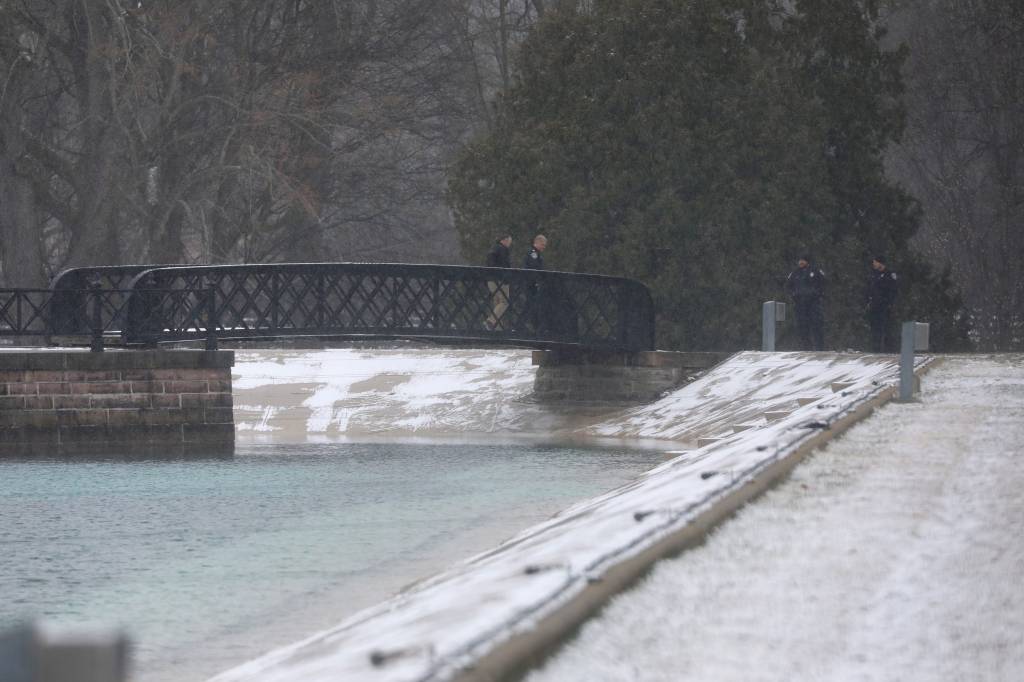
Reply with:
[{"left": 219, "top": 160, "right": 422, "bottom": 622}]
[{"left": 451, "top": 356, "right": 943, "bottom": 682}]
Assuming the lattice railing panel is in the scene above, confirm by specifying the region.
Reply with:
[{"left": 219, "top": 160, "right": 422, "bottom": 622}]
[
  {"left": 0, "top": 290, "right": 53, "bottom": 335},
  {"left": 48, "top": 263, "right": 655, "bottom": 351}
]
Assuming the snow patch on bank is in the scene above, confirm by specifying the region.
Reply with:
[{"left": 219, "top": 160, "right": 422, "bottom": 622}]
[
  {"left": 232, "top": 349, "right": 542, "bottom": 439},
  {"left": 582, "top": 351, "right": 899, "bottom": 442}
]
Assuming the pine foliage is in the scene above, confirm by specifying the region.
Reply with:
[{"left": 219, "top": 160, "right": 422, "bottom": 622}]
[{"left": 448, "top": 0, "right": 971, "bottom": 350}]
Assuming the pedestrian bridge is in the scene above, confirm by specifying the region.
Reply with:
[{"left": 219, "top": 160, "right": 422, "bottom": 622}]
[{"left": 2, "top": 263, "right": 655, "bottom": 352}]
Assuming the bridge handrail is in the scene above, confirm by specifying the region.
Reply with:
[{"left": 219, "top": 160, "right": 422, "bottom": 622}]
[
  {"left": 122, "top": 262, "right": 656, "bottom": 351},
  {"left": 50, "top": 265, "right": 184, "bottom": 291},
  {"left": 125, "top": 262, "right": 649, "bottom": 288},
  {"left": 0, "top": 287, "right": 204, "bottom": 350},
  {"left": 0, "top": 288, "right": 62, "bottom": 337},
  {"left": 48, "top": 266, "right": 189, "bottom": 339}
]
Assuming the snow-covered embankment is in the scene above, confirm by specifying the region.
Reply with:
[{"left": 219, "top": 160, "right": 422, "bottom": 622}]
[
  {"left": 219, "top": 350, "right": 924, "bottom": 682},
  {"left": 526, "top": 354, "right": 1024, "bottom": 682}
]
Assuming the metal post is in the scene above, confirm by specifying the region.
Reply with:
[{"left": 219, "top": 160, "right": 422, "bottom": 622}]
[
  {"left": 204, "top": 286, "right": 218, "bottom": 352},
  {"left": 316, "top": 272, "right": 325, "bottom": 331},
  {"left": 270, "top": 272, "right": 279, "bottom": 333},
  {"left": 762, "top": 301, "right": 775, "bottom": 351},
  {"left": 89, "top": 284, "right": 104, "bottom": 353},
  {"left": 0, "top": 622, "right": 130, "bottom": 682},
  {"left": 431, "top": 280, "right": 440, "bottom": 330},
  {"left": 898, "top": 321, "right": 932, "bottom": 401},
  {"left": 762, "top": 301, "right": 786, "bottom": 351},
  {"left": 899, "top": 321, "right": 915, "bottom": 401}
]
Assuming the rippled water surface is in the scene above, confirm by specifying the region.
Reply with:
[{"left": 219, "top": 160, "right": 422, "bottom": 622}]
[{"left": 0, "top": 442, "right": 655, "bottom": 682}]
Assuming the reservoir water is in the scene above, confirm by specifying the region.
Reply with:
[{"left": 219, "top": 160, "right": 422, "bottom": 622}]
[{"left": 0, "top": 442, "right": 655, "bottom": 682}]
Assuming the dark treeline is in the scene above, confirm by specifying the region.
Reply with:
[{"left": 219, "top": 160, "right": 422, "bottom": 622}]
[
  {"left": 450, "top": 0, "right": 980, "bottom": 351},
  {"left": 2, "top": 1, "right": 1020, "bottom": 351}
]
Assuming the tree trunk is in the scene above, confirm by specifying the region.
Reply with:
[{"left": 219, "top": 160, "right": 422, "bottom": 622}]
[{"left": 0, "top": 60, "right": 46, "bottom": 287}]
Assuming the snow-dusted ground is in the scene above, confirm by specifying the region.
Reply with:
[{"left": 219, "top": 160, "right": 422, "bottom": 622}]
[
  {"left": 232, "top": 348, "right": 591, "bottom": 441},
  {"left": 213, "top": 350, "right": 929, "bottom": 682},
  {"left": 526, "top": 354, "right": 1024, "bottom": 682}
]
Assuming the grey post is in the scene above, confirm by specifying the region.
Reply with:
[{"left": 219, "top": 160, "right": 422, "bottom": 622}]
[
  {"left": 899, "top": 321, "right": 930, "bottom": 401},
  {"left": 761, "top": 301, "right": 786, "bottom": 352},
  {"left": 0, "top": 622, "right": 130, "bottom": 682}
]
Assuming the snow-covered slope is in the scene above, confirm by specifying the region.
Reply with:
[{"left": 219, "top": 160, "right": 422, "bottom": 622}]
[
  {"left": 527, "top": 354, "right": 1024, "bottom": 682},
  {"left": 578, "top": 351, "right": 903, "bottom": 443},
  {"left": 233, "top": 349, "right": 902, "bottom": 445},
  {"left": 215, "top": 350, "right": 919, "bottom": 682}
]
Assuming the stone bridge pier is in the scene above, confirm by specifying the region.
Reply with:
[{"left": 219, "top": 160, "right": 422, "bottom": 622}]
[
  {"left": 532, "top": 349, "right": 729, "bottom": 402},
  {"left": 0, "top": 350, "right": 234, "bottom": 455}
]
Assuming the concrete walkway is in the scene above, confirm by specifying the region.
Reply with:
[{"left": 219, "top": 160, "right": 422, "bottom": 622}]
[{"left": 525, "top": 355, "right": 1024, "bottom": 682}]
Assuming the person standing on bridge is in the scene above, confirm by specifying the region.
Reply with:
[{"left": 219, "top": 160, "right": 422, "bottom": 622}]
[
  {"left": 866, "top": 255, "right": 899, "bottom": 352},
  {"left": 522, "top": 235, "right": 548, "bottom": 332},
  {"left": 523, "top": 234, "right": 547, "bottom": 270},
  {"left": 486, "top": 234, "right": 513, "bottom": 269},
  {"left": 785, "top": 254, "right": 826, "bottom": 351},
  {"left": 484, "top": 234, "right": 513, "bottom": 330}
]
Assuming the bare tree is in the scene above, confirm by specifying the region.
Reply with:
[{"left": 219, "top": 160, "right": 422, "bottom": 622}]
[
  {"left": 888, "top": 0, "right": 1024, "bottom": 349},
  {"left": 0, "top": 6, "right": 46, "bottom": 286},
  {"left": 0, "top": 0, "right": 551, "bottom": 284}
]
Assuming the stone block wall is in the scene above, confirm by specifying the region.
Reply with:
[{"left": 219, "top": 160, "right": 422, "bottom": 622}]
[
  {"left": 0, "top": 350, "right": 234, "bottom": 454},
  {"left": 532, "top": 349, "right": 730, "bottom": 402}
]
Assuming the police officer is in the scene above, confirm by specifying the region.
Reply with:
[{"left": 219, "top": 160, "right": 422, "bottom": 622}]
[
  {"left": 866, "top": 255, "right": 899, "bottom": 352},
  {"left": 523, "top": 234, "right": 547, "bottom": 269},
  {"left": 785, "top": 254, "right": 826, "bottom": 350}
]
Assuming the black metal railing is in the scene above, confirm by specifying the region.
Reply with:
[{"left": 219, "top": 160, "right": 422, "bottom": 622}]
[
  {"left": 0, "top": 289, "right": 56, "bottom": 338},
  {"left": 125, "top": 263, "right": 655, "bottom": 351},
  {"left": 1, "top": 286, "right": 211, "bottom": 352},
  {"left": 49, "top": 265, "right": 184, "bottom": 337},
  {"left": 42, "top": 263, "right": 655, "bottom": 351},
  {"left": 51, "top": 265, "right": 183, "bottom": 292},
  {"left": 125, "top": 286, "right": 219, "bottom": 351}
]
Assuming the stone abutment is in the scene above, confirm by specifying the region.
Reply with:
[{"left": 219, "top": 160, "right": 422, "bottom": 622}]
[
  {"left": 0, "top": 350, "right": 234, "bottom": 454},
  {"left": 532, "top": 349, "right": 730, "bottom": 402}
]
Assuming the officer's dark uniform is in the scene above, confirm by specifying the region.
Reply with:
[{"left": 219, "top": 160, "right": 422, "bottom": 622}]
[
  {"left": 486, "top": 240, "right": 512, "bottom": 269},
  {"left": 522, "top": 245, "right": 545, "bottom": 332},
  {"left": 523, "top": 246, "right": 544, "bottom": 270},
  {"left": 785, "top": 259, "right": 826, "bottom": 350},
  {"left": 866, "top": 259, "right": 899, "bottom": 352}
]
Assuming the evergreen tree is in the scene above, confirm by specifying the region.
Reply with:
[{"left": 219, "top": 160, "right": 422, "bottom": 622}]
[{"left": 449, "top": 0, "right": 970, "bottom": 350}]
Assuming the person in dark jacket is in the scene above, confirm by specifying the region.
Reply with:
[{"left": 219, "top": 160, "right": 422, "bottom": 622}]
[
  {"left": 866, "top": 255, "right": 899, "bottom": 352},
  {"left": 485, "top": 235, "right": 512, "bottom": 269},
  {"left": 522, "top": 235, "right": 547, "bottom": 331},
  {"left": 785, "top": 255, "right": 826, "bottom": 350},
  {"left": 484, "top": 235, "right": 512, "bottom": 329}
]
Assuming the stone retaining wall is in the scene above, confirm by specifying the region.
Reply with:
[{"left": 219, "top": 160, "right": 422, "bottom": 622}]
[
  {"left": 532, "top": 349, "right": 730, "bottom": 402},
  {"left": 0, "top": 350, "right": 234, "bottom": 454}
]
